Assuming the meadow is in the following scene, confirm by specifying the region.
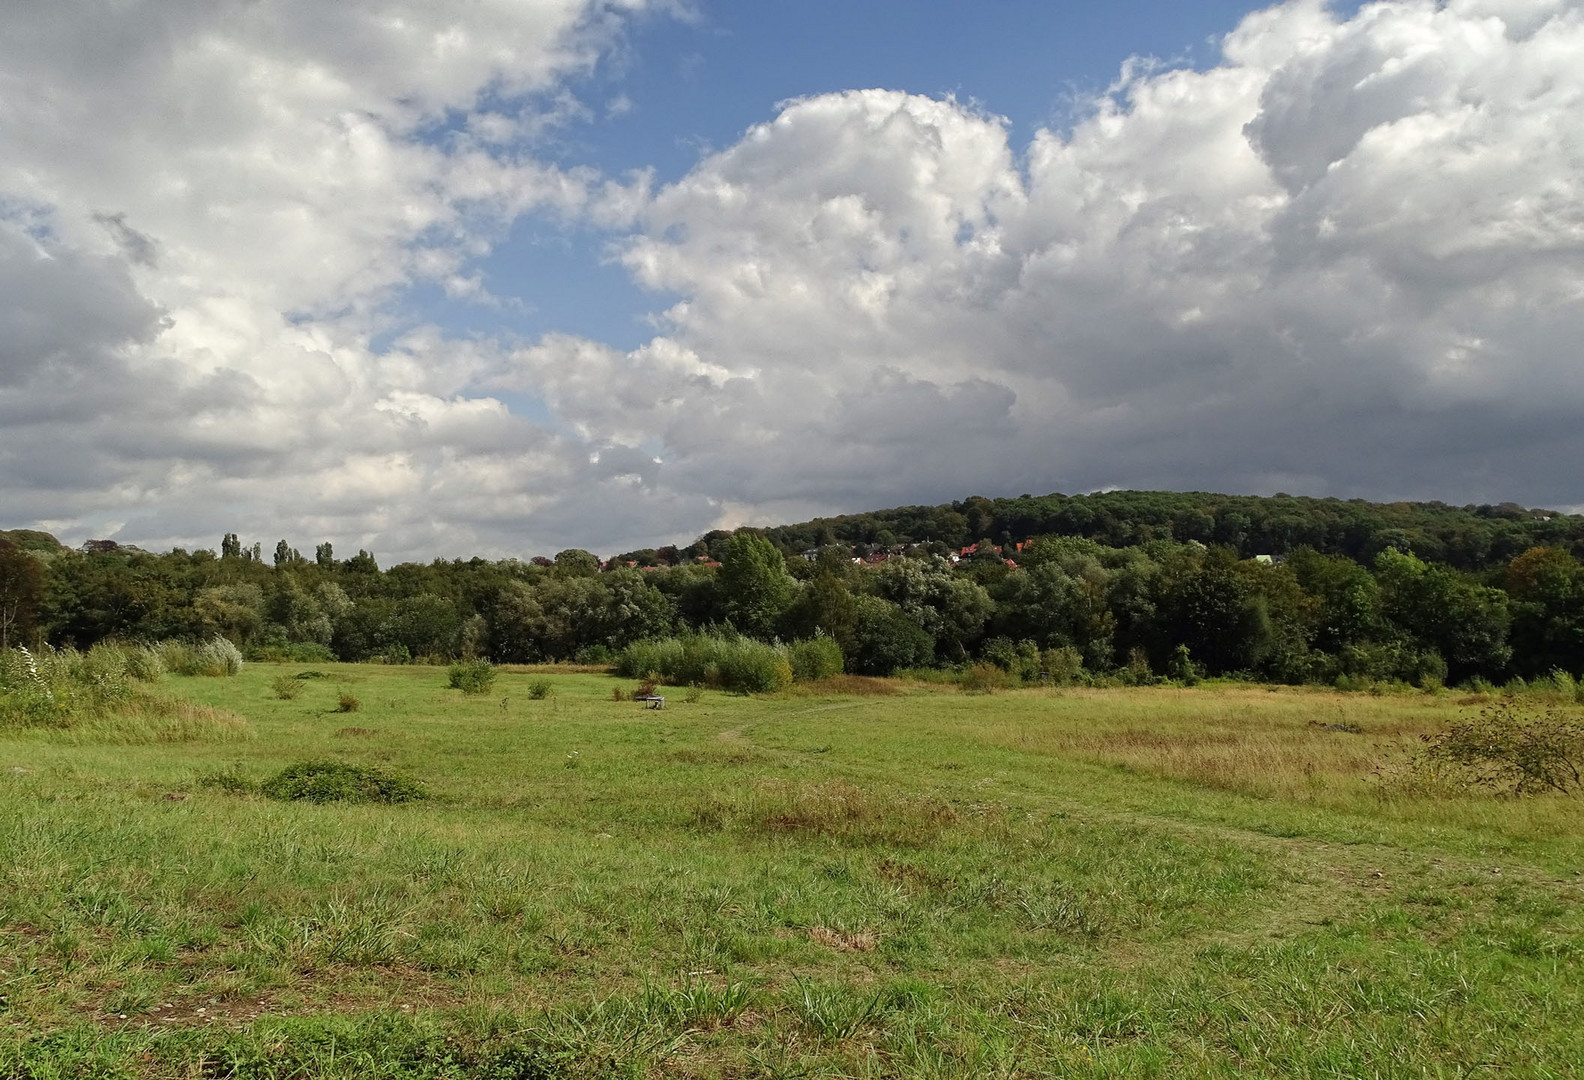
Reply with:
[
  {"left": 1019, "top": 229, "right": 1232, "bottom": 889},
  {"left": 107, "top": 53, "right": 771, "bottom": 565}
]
[{"left": 2, "top": 665, "right": 1581, "bottom": 1078}]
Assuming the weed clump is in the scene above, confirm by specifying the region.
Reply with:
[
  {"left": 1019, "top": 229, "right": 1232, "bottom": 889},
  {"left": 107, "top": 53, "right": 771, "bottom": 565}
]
[
  {"left": 1394, "top": 698, "right": 1584, "bottom": 796},
  {"left": 447, "top": 659, "right": 497, "bottom": 695},
  {"left": 158, "top": 637, "right": 244, "bottom": 677},
  {"left": 335, "top": 692, "right": 361, "bottom": 713},
  {"left": 260, "top": 759, "right": 428, "bottom": 804},
  {"left": 526, "top": 677, "right": 554, "bottom": 700},
  {"left": 270, "top": 675, "right": 303, "bottom": 700}
]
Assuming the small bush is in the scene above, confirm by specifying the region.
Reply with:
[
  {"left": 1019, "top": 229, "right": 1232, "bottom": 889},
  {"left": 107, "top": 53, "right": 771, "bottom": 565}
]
[
  {"left": 526, "top": 677, "right": 554, "bottom": 700},
  {"left": 245, "top": 642, "right": 336, "bottom": 663},
  {"left": 260, "top": 759, "right": 428, "bottom": 804},
  {"left": 684, "top": 684, "right": 704, "bottom": 704},
  {"left": 447, "top": 659, "right": 496, "bottom": 695},
  {"left": 270, "top": 675, "right": 303, "bottom": 700},
  {"left": 1394, "top": 698, "right": 1584, "bottom": 796},
  {"left": 981, "top": 637, "right": 1040, "bottom": 682},
  {"left": 788, "top": 636, "right": 844, "bottom": 682},
  {"left": 614, "top": 632, "right": 796, "bottom": 694},
  {"left": 336, "top": 692, "right": 361, "bottom": 713},
  {"left": 610, "top": 685, "right": 627, "bottom": 702},
  {"left": 960, "top": 664, "right": 1009, "bottom": 694},
  {"left": 1042, "top": 646, "right": 1087, "bottom": 687}
]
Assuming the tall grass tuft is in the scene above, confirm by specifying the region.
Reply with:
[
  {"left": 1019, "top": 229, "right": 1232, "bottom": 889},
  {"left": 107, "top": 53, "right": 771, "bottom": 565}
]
[
  {"left": 1, "top": 643, "right": 248, "bottom": 741},
  {"left": 158, "top": 637, "right": 244, "bottom": 677}
]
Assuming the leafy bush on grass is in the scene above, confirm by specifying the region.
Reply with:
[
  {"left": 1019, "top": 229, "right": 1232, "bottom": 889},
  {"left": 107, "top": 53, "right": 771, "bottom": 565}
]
[
  {"left": 1398, "top": 698, "right": 1584, "bottom": 796},
  {"left": 614, "top": 632, "right": 799, "bottom": 694},
  {"left": 270, "top": 675, "right": 303, "bottom": 700},
  {"left": 447, "top": 659, "right": 496, "bottom": 695},
  {"left": 245, "top": 642, "right": 336, "bottom": 663},
  {"left": 260, "top": 759, "right": 428, "bottom": 803},
  {"left": 336, "top": 692, "right": 361, "bottom": 713},
  {"left": 526, "top": 677, "right": 554, "bottom": 700},
  {"left": 960, "top": 664, "right": 1010, "bottom": 694},
  {"left": 788, "top": 635, "right": 844, "bottom": 682}
]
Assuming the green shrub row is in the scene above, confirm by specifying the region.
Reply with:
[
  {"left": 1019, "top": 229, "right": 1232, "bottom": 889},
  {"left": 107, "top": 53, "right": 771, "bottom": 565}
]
[{"left": 614, "top": 632, "right": 842, "bottom": 694}]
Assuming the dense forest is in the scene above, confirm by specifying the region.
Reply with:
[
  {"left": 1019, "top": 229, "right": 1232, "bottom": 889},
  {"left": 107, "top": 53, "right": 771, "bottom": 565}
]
[{"left": 4, "top": 490, "right": 1584, "bottom": 687}]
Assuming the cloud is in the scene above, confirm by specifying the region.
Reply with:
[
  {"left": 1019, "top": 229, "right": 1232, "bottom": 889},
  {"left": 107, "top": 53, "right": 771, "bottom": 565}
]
[
  {"left": 582, "top": 0, "right": 1584, "bottom": 525},
  {"left": 2, "top": 0, "right": 1582, "bottom": 559}
]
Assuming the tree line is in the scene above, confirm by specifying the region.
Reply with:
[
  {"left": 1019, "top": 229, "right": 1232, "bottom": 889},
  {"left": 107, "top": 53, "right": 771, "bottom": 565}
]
[{"left": 3, "top": 487, "right": 1583, "bottom": 687}]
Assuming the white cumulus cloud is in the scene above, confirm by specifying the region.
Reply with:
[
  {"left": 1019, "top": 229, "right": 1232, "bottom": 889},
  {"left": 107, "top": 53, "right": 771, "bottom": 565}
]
[{"left": 3, "top": 0, "right": 1582, "bottom": 558}]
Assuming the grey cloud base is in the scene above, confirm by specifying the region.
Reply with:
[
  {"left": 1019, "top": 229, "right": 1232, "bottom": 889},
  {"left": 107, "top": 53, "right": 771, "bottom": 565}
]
[{"left": 3, "top": 0, "right": 1582, "bottom": 558}]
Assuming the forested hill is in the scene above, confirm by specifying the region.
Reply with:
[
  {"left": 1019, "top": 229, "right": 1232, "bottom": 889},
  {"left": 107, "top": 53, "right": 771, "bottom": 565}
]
[{"left": 757, "top": 491, "right": 1584, "bottom": 570}]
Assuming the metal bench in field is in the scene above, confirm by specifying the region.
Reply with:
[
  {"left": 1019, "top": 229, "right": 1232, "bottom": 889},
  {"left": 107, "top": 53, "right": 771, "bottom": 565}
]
[{"left": 636, "top": 694, "right": 665, "bottom": 709}]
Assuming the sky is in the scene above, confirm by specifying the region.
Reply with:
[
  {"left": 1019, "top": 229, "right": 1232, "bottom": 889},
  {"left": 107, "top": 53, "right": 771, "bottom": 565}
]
[{"left": 2, "top": 0, "right": 1581, "bottom": 561}]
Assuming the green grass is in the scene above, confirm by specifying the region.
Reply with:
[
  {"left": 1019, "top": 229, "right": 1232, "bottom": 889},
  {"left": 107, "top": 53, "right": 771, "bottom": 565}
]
[{"left": 2, "top": 665, "right": 1582, "bottom": 1078}]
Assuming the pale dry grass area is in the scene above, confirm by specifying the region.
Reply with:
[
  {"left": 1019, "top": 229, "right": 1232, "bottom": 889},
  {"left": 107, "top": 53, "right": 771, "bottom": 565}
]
[{"left": 960, "top": 685, "right": 1584, "bottom": 841}]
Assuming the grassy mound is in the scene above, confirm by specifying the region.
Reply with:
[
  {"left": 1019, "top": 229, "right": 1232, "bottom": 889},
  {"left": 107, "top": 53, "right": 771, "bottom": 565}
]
[{"left": 259, "top": 759, "right": 429, "bottom": 804}]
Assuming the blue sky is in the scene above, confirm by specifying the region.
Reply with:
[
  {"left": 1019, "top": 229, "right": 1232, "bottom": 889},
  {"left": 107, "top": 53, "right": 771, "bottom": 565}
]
[{"left": 414, "top": 0, "right": 1365, "bottom": 351}]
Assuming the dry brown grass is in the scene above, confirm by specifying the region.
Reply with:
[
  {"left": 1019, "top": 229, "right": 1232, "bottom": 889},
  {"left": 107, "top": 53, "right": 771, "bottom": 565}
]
[
  {"left": 786, "top": 675, "right": 901, "bottom": 696},
  {"left": 971, "top": 686, "right": 1444, "bottom": 801}
]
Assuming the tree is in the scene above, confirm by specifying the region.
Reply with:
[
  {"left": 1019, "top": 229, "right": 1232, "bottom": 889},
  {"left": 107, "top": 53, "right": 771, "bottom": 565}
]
[
  {"left": 1377, "top": 549, "right": 1511, "bottom": 683},
  {"left": 221, "top": 533, "right": 242, "bottom": 559},
  {"left": 1504, "top": 547, "right": 1584, "bottom": 677},
  {"left": 848, "top": 595, "right": 934, "bottom": 675},
  {"left": 274, "top": 539, "right": 292, "bottom": 568},
  {"left": 553, "top": 548, "right": 601, "bottom": 578},
  {"left": 0, "top": 540, "right": 44, "bottom": 650},
  {"left": 871, "top": 556, "right": 991, "bottom": 660},
  {"left": 315, "top": 542, "right": 334, "bottom": 568},
  {"left": 718, "top": 532, "right": 796, "bottom": 640},
  {"left": 784, "top": 570, "right": 858, "bottom": 656}
]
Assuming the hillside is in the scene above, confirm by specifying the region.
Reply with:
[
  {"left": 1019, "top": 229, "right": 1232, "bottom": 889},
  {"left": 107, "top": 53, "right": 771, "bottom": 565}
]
[{"left": 757, "top": 490, "right": 1584, "bottom": 570}]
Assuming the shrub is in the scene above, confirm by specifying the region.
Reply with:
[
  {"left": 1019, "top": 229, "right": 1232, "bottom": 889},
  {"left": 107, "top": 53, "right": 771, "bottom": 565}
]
[
  {"left": 1166, "top": 644, "right": 1201, "bottom": 687},
  {"left": 960, "top": 664, "right": 1009, "bottom": 695},
  {"left": 447, "top": 659, "right": 496, "bottom": 695},
  {"left": 788, "top": 636, "right": 844, "bottom": 682},
  {"left": 1397, "top": 698, "right": 1584, "bottom": 796},
  {"left": 259, "top": 759, "right": 428, "bottom": 803},
  {"left": 1042, "top": 646, "right": 1087, "bottom": 687},
  {"left": 270, "top": 675, "right": 303, "bottom": 700},
  {"left": 245, "top": 642, "right": 335, "bottom": 663},
  {"left": 684, "top": 684, "right": 704, "bottom": 704},
  {"left": 526, "top": 677, "right": 554, "bottom": 700},
  {"left": 336, "top": 692, "right": 361, "bottom": 713},
  {"left": 981, "top": 637, "right": 1040, "bottom": 682},
  {"left": 614, "top": 632, "right": 798, "bottom": 694}
]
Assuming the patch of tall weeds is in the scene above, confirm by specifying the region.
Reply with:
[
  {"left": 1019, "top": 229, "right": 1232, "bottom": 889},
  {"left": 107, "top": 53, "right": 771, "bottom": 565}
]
[
  {"left": 615, "top": 631, "right": 831, "bottom": 694},
  {"left": 1, "top": 643, "right": 247, "bottom": 741},
  {"left": 1383, "top": 698, "right": 1584, "bottom": 797}
]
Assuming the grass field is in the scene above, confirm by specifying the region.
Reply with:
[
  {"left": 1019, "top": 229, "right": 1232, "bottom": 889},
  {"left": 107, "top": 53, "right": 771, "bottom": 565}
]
[{"left": 2, "top": 666, "right": 1582, "bottom": 1078}]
